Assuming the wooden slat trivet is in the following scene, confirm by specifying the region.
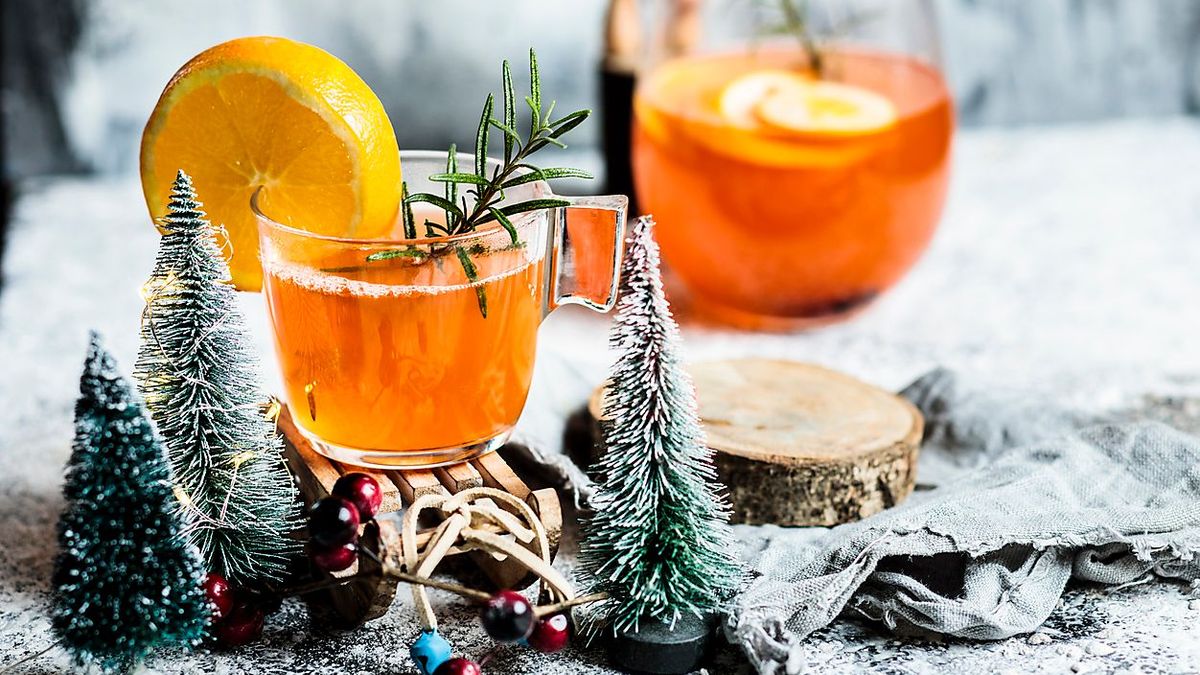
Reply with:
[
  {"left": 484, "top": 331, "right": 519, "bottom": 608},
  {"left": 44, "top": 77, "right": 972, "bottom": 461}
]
[
  {"left": 588, "top": 358, "right": 923, "bottom": 527},
  {"left": 277, "top": 406, "right": 562, "bottom": 626}
]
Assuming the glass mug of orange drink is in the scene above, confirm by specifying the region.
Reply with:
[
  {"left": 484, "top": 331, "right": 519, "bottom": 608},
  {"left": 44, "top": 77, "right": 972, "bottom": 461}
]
[
  {"left": 254, "top": 151, "right": 627, "bottom": 468},
  {"left": 633, "top": 0, "right": 953, "bottom": 329}
]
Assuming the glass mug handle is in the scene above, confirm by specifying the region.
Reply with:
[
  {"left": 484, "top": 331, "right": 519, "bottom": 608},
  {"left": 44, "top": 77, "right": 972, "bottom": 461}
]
[{"left": 542, "top": 194, "right": 629, "bottom": 316}]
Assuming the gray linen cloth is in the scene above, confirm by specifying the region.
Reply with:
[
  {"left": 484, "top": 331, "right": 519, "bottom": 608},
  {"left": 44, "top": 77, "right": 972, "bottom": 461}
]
[
  {"left": 726, "top": 370, "right": 1200, "bottom": 674},
  {"left": 511, "top": 367, "right": 1200, "bottom": 673}
]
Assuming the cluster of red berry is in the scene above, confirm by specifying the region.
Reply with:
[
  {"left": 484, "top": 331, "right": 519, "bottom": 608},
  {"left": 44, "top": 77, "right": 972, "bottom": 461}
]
[
  {"left": 483, "top": 590, "right": 570, "bottom": 652},
  {"left": 201, "top": 572, "right": 277, "bottom": 647},
  {"left": 414, "top": 590, "right": 571, "bottom": 675},
  {"left": 303, "top": 472, "right": 571, "bottom": 674},
  {"left": 306, "top": 472, "right": 384, "bottom": 571},
  {"left": 196, "top": 472, "right": 385, "bottom": 648}
]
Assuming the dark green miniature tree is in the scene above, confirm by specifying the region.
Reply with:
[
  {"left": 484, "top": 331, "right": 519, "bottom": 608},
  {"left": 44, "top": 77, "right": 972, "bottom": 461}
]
[
  {"left": 53, "top": 332, "right": 209, "bottom": 673},
  {"left": 135, "top": 171, "right": 300, "bottom": 585},
  {"left": 578, "top": 216, "right": 743, "bottom": 634}
]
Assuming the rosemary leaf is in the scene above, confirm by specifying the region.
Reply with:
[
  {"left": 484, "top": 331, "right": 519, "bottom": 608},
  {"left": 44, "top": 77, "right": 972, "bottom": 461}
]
[
  {"left": 500, "top": 198, "right": 570, "bottom": 217},
  {"left": 429, "top": 172, "right": 490, "bottom": 186},
  {"left": 528, "top": 48, "right": 541, "bottom": 135},
  {"left": 366, "top": 248, "right": 425, "bottom": 262},
  {"left": 502, "top": 60, "right": 516, "bottom": 162},
  {"left": 500, "top": 167, "right": 593, "bottom": 188},
  {"left": 444, "top": 144, "right": 458, "bottom": 228},
  {"left": 486, "top": 207, "right": 520, "bottom": 245},
  {"left": 456, "top": 246, "right": 488, "bottom": 318},
  {"left": 488, "top": 119, "right": 523, "bottom": 146},
  {"left": 400, "top": 181, "right": 416, "bottom": 239},
  {"left": 549, "top": 109, "right": 591, "bottom": 138},
  {"left": 407, "top": 192, "right": 464, "bottom": 217},
  {"left": 475, "top": 93, "right": 494, "bottom": 178}
]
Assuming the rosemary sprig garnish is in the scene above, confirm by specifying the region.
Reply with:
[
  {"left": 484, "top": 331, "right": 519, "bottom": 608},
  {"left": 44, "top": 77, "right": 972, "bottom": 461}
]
[
  {"left": 779, "top": 0, "right": 823, "bottom": 76},
  {"left": 757, "top": 0, "right": 880, "bottom": 78},
  {"left": 414, "top": 49, "right": 593, "bottom": 237},
  {"left": 366, "top": 48, "right": 594, "bottom": 318}
]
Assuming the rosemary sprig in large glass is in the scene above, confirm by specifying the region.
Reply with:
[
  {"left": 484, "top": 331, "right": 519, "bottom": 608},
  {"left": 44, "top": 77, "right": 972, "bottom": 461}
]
[
  {"left": 367, "top": 49, "right": 593, "bottom": 318},
  {"left": 757, "top": 0, "right": 879, "bottom": 78},
  {"left": 778, "top": 0, "right": 824, "bottom": 76}
]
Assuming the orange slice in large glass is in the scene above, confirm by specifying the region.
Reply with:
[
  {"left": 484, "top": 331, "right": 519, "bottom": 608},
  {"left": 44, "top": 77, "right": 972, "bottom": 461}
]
[
  {"left": 754, "top": 77, "right": 897, "bottom": 138},
  {"left": 140, "top": 36, "right": 401, "bottom": 291},
  {"left": 717, "top": 70, "right": 810, "bottom": 129}
]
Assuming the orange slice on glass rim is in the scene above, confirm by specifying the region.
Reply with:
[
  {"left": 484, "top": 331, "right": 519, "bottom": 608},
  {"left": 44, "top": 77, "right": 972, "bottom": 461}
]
[{"left": 140, "top": 36, "right": 401, "bottom": 291}]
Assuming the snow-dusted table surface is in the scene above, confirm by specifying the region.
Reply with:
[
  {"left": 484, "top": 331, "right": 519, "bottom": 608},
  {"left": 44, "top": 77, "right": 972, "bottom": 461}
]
[{"left": 3, "top": 118, "right": 1200, "bottom": 673}]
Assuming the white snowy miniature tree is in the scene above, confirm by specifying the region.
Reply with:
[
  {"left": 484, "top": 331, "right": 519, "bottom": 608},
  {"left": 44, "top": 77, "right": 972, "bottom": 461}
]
[
  {"left": 578, "top": 216, "right": 743, "bottom": 634},
  {"left": 134, "top": 170, "right": 300, "bottom": 585}
]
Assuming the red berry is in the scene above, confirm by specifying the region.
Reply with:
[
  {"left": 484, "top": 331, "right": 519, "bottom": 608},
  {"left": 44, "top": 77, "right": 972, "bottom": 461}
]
[
  {"left": 308, "top": 496, "right": 360, "bottom": 546},
  {"left": 480, "top": 590, "right": 535, "bottom": 642},
  {"left": 310, "top": 540, "right": 358, "bottom": 572},
  {"left": 527, "top": 613, "right": 570, "bottom": 653},
  {"left": 202, "top": 573, "right": 235, "bottom": 622},
  {"left": 217, "top": 603, "right": 265, "bottom": 647},
  {"left": 332, "top": 472, "right": 383, "bottom": 520},
  {"left": 434, "top": 658, "right": 482, "bottom": 675}
]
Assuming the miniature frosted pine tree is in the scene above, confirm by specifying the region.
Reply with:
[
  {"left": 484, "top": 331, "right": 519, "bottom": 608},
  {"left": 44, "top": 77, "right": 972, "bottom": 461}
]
[
  {"left": 135, "top": 170, "right": 300, "bottom": 585},
  {"left": 578, "top": 216, "right": 743, "bottom": 634},
  {"left": 53, "top": 332, "right": 209, "bottom": 673}
]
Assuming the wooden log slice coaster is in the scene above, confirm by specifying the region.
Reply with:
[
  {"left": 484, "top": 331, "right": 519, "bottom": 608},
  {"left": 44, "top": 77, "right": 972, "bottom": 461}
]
[
  {"left": 588, "top": 359, "right": 923, "bottom": 526},
  {"left": 277, "top": 405, "right": 562, "bottom": 626}
]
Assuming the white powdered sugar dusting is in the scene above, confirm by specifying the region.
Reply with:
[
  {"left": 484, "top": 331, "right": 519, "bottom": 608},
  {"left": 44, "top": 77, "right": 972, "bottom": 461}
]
[{"left": 4, "top": 120, "right": 1200, "bottom": 672}]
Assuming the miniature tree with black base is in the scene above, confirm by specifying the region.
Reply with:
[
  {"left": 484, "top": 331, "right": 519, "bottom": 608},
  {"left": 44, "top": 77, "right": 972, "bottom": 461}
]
[
  {"left": 578, "top": 216, "right": 743, "bottom": 641},
  {"left": 135, "top": 170, "right": 300, "bottom": 585},
  {"left": 53, "top": 332, "right": 209, "bottom": 674}
]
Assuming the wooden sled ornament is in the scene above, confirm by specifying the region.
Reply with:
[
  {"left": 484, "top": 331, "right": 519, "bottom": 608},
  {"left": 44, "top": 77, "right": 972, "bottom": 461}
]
[{"left": 278, "top": 405, "right": 563, "bottom": 626}]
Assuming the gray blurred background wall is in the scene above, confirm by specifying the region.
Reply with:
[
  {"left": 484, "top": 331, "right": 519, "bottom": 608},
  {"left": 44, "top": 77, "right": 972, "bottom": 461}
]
[{"left": 4, "top": 0, "right": 1200, "bottom": 179}]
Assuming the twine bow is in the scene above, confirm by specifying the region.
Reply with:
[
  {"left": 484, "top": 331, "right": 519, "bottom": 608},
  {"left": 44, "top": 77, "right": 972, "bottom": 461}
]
[{"left": 397, "top": 487, "right": 575, "bottom": 631}]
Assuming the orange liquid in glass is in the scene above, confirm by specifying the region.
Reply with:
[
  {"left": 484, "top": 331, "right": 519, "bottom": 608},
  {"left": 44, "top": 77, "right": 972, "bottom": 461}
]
[
  {"left": 633, "top": 48, "right": 954, "bottom": 327},
  {"left": 263, "top": 247, "right": 542, "bottom": 453}
]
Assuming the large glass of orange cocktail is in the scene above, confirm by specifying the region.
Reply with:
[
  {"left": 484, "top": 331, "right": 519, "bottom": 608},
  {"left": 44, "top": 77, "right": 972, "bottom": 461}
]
[
  {"left": 254, "top": 151, "right": 626, "bottom": 468},
  {"left": 633, "top": 5, "right": 953, "bottom": 329}
]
